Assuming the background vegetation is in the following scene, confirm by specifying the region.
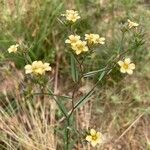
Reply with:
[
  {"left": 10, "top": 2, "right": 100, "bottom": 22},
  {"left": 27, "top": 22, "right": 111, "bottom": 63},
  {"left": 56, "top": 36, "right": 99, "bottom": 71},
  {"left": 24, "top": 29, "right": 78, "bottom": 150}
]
[{"left": 0, "top": 0, "right": 150, "bottom": 149}]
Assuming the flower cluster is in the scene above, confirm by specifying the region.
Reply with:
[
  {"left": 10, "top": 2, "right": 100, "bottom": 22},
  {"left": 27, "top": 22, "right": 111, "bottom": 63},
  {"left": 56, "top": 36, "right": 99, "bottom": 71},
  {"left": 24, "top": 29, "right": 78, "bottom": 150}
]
[
  {"left": 86, "top": 129, "right": 103, "bottom": 147},
  {"left": 65, "top": 35, "right": 88, "bottom": 55},
  {"left": 127, "top": 19, "right": 139, "bottom": 29},
  {"left": 8, "top": 44, "right": 19, "bottom": 53},
  {"left": 117, "top": 19, "right": 139, "bottom": 74},
  {"left": 25, "top": 61, "right": 51, "bottom": 75},
  {"left": 118, "top": 58, "right": 135, "bottom": 75},
  {"left": 85, "top": 34, "right": 105, "bottom": 45},
  {"left": 65, "top": 35, "right": 81, "bottom": 44},
  {"left": 63, "top": 10, "right": 105, "bottom": 55},
  {"left": 65, "top": 33, "right": 105, "bottom": 55},
  {"left": 61, "top": 10, "right": 80, "bottom": 23},
  {"left": 71, "top": 40, "right": 88, "bottom": 55}
]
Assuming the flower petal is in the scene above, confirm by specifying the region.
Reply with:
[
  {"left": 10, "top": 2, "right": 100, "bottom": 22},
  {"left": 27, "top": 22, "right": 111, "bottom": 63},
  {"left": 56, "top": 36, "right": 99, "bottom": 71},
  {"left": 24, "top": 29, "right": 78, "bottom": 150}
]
[
  {"left": 24, "top": 64, "right": 32, "bottom": 69},
  {"left": 75, "top": 50, "right": 81, "bottom": 55},
  {"left": 65, "top": 39, "right": 70, "bottom": 43},
  {"left": 83, "top": 47, "right": 88, "bottom": 52},
  {"left": 43, "top": 63, "right": 51, "bottom": 71},
  {"left": 120, "top": 67, "right": 126, "bottom": 73},
  {"left": 127, "top": 69, "right": 133, "bottom": 75},
  {"left": 91, "top": 141, "right": 98, "bottom": 147},
  {"left": 86, "top": 135, "right": 92, "bottom": 142},
  {"left": 96, "top": 132, "right": 101, "bottom": 138},
  {"left": 129, "top": 63, "right": 135, "bottom": 70},
  {"left": 32, "top": 61, "right": 38, "bottom": 65},
  {"left": 124, "top": 58, "right": 131, "bottom": 64},
  {"left": 118, "top": 61, "right": 124, "bottom": 66},
  {"left": 90, "top": 129, "right": 96, "bottom": 136},
  {"left": 24, "top": 65, "right": 32, "bottom": 74}
]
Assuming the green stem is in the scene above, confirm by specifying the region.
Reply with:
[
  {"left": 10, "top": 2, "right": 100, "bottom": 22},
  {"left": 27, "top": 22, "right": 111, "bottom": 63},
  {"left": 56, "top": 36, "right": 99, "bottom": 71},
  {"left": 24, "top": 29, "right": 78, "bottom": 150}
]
[
  {"left": 119, "top": 31, "right": 125, "bottom": 52},
  {"left": 66, "top": 118, "right": 70, "bottom": 150}
]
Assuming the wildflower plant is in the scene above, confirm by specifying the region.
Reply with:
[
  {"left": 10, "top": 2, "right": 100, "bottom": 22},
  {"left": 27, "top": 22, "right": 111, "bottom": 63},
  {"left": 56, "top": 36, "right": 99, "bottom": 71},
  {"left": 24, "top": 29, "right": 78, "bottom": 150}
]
[
  {"left": 56, "top": 9, "right": 141, "bottom": 149},
  {"left": 0, "top": 2, "right": 147, "bottom": 150}
]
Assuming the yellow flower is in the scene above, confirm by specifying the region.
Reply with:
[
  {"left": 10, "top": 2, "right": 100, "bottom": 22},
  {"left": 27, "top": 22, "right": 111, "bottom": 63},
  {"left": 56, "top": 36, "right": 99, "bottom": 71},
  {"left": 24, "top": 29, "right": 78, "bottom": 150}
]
[
  {"left": 61, "top": 10, "right": 80, "bottom": 22},
  {"left": 86, "top": 129, "right": 102, "bottom": 147},
  {"left": 65, "top": 35, "right": 80, "bottom": 44},
  {"left": 25, "top": 61, "right": 51, "bottom": 75},
  {"left": 85, "top": 34, "right": 105, "bottom": 45},
  {"left": 71, "top": 40, "right": 88, "bottom": 55},
  {"left": 127, "top": 19, "right": 139, "bottom": 29},
  {"left": 8, "top": 44, "right": 19, "bottom": 53},
  {"left": 97, "top": 37, "right": 105, "bottom": 45},
  {"left": 118, "top": 58, "right": 135, "bottom": 75}
]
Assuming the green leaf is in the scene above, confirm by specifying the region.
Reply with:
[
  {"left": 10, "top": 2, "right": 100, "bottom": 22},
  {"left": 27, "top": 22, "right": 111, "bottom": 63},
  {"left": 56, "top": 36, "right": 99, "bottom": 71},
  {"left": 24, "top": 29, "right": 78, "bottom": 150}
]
[
  {"left": 70, "top": 53, "right": 79, "bottom": 82},
  {"left": 74, "top": 88, "right": 94, "bottom": 110},
  {"left": 48, "top": 90, "right": 68, "bottom": 118},
  {"left": 83, "top": 68, "right": 106, "bottom": 77},
  {"left": 72, "top": 71, "right": 106, "bottom": 111},
  {"left": 98, "top": 71, "right": 106, "bottom": 81},
  {"left": 56, "top": 97, "right": 68, "bottom": 117}
]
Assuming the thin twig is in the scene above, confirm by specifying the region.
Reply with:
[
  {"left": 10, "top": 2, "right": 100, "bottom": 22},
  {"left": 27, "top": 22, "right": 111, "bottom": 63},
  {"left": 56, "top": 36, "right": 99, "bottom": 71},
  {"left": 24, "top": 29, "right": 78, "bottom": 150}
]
[{"left": 115, "top": 113, "right": 144, "bottom": 142}]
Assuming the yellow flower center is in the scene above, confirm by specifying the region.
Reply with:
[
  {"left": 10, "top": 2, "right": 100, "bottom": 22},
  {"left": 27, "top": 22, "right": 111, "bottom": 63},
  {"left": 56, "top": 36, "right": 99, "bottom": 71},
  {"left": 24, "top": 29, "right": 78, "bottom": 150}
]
[
  {"left": 77, "top": 44, "right": 84, "bottom": 50},
  {"left": 32, "top": 66, "right": 44, "bottom": 73},
  {"left": 68, "top": 15, "right": 77, "bottom": 21},
  {"left": 89, "top": 37, "right": 94, "bottom": 43},
  {"left": 71, "top": 39, "right": 77, "bottom": 43},
  {"left": 71, "top": 15, "right": 76, "bottom": 19},
  {"left": 123, "top": 63, "right": 129, "bottom": 69},
  {"left": 92, "top": 135, "right": 98, "bottom": 141}
]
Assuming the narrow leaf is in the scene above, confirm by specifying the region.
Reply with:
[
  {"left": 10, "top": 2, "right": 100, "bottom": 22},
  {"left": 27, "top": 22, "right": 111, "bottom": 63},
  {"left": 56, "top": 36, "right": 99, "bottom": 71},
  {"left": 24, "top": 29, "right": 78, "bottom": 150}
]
[
  {"left": 74, "top": 88, "right": 94, "bottom": 110},
  {"left": 83, "top": 68, "right": 106, "bottom": 77},
  {"left": 98, "top": 71, "right": 106, "bottom": 81}
]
